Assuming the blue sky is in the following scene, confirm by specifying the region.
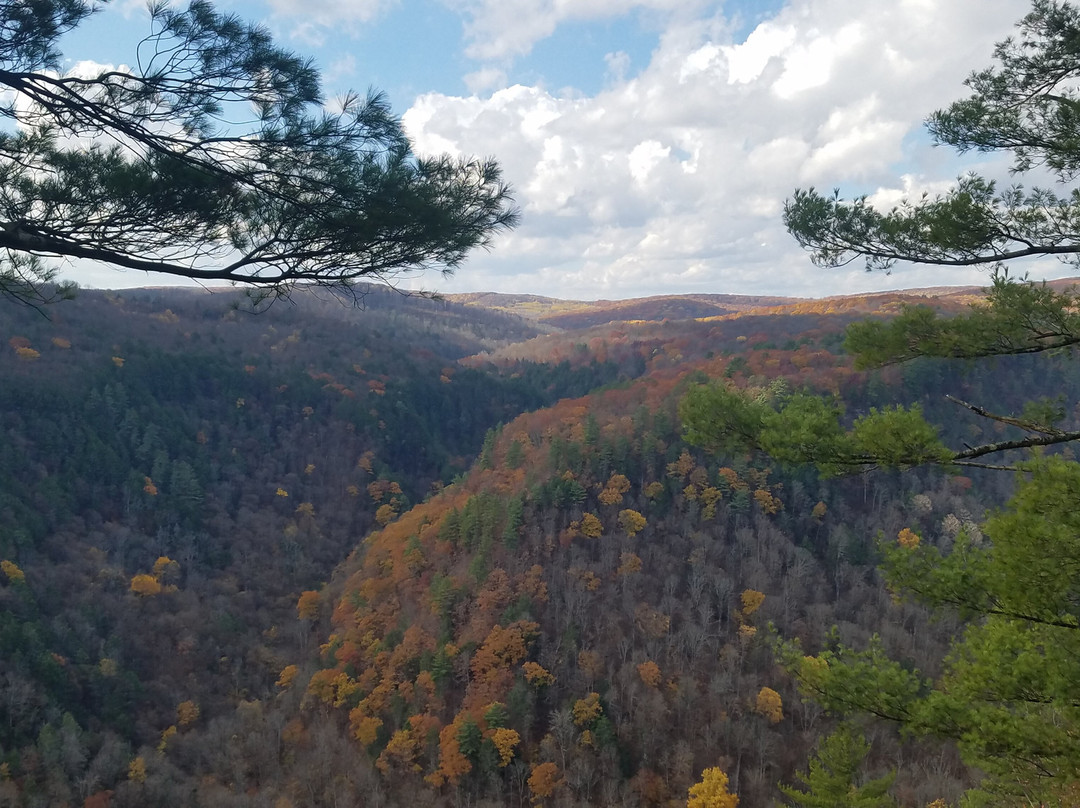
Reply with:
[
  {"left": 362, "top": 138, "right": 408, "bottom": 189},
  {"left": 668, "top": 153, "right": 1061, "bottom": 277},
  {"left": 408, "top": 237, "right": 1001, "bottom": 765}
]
[{"left": 50, "top": 0, "right": 1055, "bottom": 300}]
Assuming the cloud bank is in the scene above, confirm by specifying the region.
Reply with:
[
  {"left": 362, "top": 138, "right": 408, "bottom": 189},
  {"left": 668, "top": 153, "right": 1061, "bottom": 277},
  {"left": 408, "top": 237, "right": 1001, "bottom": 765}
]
[
  {"left": 400, "top": 0, "right": 1044, "bottom": 298},
  {"left": 61, "top": 0, "right": 1068, "bottom": 299}
]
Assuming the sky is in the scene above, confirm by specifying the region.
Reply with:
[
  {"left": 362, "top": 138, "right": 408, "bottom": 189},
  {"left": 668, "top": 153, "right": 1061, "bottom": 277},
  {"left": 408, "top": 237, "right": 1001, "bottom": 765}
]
[{"left": 53, "top": 0, "right": 1059, "bottom": 301}]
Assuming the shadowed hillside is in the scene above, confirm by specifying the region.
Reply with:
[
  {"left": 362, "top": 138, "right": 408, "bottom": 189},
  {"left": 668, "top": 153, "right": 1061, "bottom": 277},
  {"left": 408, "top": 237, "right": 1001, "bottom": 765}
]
[{"left": 2, "top": 280, "right": 1078, "bottom": 806}]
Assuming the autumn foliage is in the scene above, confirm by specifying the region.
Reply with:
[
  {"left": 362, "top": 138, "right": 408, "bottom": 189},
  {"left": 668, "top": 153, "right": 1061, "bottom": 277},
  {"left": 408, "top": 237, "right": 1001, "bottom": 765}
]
[
  {"left": 618, "top": 508, "right": 646, "bottom": 536},
  {"left": 637, "top": 660, "right": 661, "bottom": 687},
  {"left": 297, "top": 590, "right": 320, "bottom": 620},
  {"left": 0, "top": 559, "right": 24, "bottom": 584},
  {"left": 687, "top": 767, "right": 739, "bottom": 808},
  {"left": 579, "top": 512, "right": 603, "bottom": 538},
  {"left": 898, "top": 527, "right": 921, "bottom": 549},
  {"left": 0, "top": 281, "right": 1030, "bottom": 806},
  {"left": 490, "top": 727, "right": 520, "bottom": 766},
  {"left": 522, "top": 661, "right": 555, "bottom": 686},
  {"left": 528, "top": 762, "right": 564, "bottom": 801},
  {"left": 176, "top": 700, "right": 200, "bottom": 726},
  {"left": 129, "top": 573, "right": 162, "bottom": 597},
  {"left": 572, "top": 692, "right": 602, "bottom": 727},
  {"left": 754, "top": 687, "right": 784, "bottom": 724},
  {"left": 740, "top": 589, "right": 765, "bottom": 617}
]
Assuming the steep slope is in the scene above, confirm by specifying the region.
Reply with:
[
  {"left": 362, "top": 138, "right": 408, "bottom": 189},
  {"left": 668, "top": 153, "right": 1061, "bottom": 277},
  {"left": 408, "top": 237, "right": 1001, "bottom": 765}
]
[
  {"left": 293, "top": 310, "right": 1073, "bottom": 807},
  {"left": 0, "top": 287, "right": 582, "bottom": 807},
  {"left": 5, "top": 282, "right": 1078, "bottom": 806}
]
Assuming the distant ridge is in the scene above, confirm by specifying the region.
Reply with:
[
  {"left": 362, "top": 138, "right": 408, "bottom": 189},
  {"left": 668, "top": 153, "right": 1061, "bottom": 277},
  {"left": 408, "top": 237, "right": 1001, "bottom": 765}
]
[
  {"left": 446, "top": 292, "right": 808, "bottom": 331},
  {"left": 80, "top": 277, "right": 1080, "bottom": 333},
  {"left": 448, "top": 278, "right": 1080, "bottom": 330}
]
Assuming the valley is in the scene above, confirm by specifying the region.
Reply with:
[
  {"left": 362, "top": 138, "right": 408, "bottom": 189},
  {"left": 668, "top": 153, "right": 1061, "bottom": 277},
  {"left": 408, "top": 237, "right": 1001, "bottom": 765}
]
[{"left": 0, "top": 281, "right": 1065, "bottom": 806}]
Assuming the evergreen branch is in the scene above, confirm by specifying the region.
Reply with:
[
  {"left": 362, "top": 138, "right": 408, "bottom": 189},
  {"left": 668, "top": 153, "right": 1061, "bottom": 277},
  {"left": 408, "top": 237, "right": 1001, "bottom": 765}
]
[
  {"left": 945, "top": 394, "right": 1065, "bottom": 435},
  {"left": 951, "top": 429, "right": 1080, "bottom": 460}
]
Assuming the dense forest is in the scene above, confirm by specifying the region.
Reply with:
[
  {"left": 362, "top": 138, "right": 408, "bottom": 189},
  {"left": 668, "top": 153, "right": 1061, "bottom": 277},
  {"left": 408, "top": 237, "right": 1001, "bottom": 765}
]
[{"left": 0, "top": 282, "right": 1072, "bottom": 806}]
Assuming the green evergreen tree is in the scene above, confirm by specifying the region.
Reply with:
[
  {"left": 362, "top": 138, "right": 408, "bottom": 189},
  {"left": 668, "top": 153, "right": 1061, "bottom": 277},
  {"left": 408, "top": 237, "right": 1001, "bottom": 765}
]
[
  {"left": 778, "top": 458, "right": 1080, "bottom": 804},
  {"left": 478, "top": 427, "right": 499, "bottom": 470},
  {"left": 779, "top": 725, "right": 895, "bottom": 808},
  {"left": 504, "top": 439, "right": 525, "bottom": 469}
]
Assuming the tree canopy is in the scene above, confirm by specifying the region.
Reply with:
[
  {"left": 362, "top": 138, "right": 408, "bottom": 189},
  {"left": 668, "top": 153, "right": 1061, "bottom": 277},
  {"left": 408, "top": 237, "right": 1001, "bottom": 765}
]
[
  {"left": 679, "top": 355, "right": 1080, "bottom": 474},
  {"left": 687, "top": 0, "right": 1080, "bottom": 473},
  {"left": 777, "top": 458, "right": 1080, "bottom": 804},
  {"left": 683, "top": 1, "right": 1080, "bottom": 803},
  {"left": 784, "top": 0, "right": 1080, "bottom": 273},
  {"left": 779, "top": 725, "right": 895, "bottom": 808},
  {"left": 0, "top": 0, "right": 518, "bottom": 306}
]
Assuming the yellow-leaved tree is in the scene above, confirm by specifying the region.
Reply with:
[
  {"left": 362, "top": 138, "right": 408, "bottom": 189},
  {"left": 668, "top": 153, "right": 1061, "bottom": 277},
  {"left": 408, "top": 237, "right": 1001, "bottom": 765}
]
[
  {"left": 177, "top": 700, "right": 200, "bottom": 726},
  {"left": 637, "top": 660, "right": 661, "bottom": 688},
  {"left": 490, "top": 727, "right": 520, "bottom": 767},
  {"left": 522, "top": 661, "right": 555, "bottom": 687},
  {"left": 296, "top": 590, "right": 320, "bottom": 620},
  {"left": 754, "top": 686, "right": 784, "bottom": 724},
  {"left": 687, "top": 767, "right": 738, "bottom": 808},
  {"left": 572, "top": 692, "right": 602, "bottom": 727},
  {"left": 618, "top": 509, "right": 646, "bottom": 537},
  {"left": 129, "top": 573, "right": 162, "bottom": 597},
  {"left": 579, "top": 512, "right": 603, "bottom": 538},
  {"left": 0, "top": 560, "right": 24, "bottom": 584}
]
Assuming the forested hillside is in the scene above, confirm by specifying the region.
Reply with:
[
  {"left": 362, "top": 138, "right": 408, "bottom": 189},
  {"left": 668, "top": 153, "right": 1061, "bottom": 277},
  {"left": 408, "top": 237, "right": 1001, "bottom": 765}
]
[
  {"left": 0, "top": 284, "right": 1074, "bottom": 806},
  {"left": 295, "top": 299, "right": 1066, "bottom": 807},
  {"left": 0, "top": 286, "right": 625, "bottom": 807}
]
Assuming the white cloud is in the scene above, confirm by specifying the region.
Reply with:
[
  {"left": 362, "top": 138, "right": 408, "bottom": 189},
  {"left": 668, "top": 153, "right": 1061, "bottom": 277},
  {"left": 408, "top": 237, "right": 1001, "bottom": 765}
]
[
  {"left": 867, "top": 174, "right": 964, "bottom": 210},
  {"left": 265, "top": 0, "right": 396, "bottom": 40},
  {"left": 465, "top": 67, "right": 508, "bottom": 95},
  {"left": 604, "top": 51, "right": 631, "bottom": 84},
  {"left": 721, "top": 22, "right": 795, "bottom": 84},
  {"left": 627, "top": 140, "right": 671, "bottom": 185},
  {"left": 267, "top": 0, "right": 392, "bottom": 23},
  {"left": 444, "top": 0, "right": 694, "bottom": 62},
  {"left": 400, "top": 0, "right": 1037, "bottom": 299},
  {"left": 800, "top": 95, "right": 908, "bottom": 182},
  {"left": 323, "top": 55, "right": 358, "bottom": 88},
  {"left": 111, "top": 0, "right": 182, "bottom": 17},
  {"left": 772, "top": 21, "right": 864, "bottom": 98}
]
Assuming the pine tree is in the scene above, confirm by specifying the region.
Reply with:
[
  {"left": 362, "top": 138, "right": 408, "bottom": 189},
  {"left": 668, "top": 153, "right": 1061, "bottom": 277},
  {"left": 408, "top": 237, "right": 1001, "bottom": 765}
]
[{"left": 0, "top": 1, "right": 516, "bottom": 306}]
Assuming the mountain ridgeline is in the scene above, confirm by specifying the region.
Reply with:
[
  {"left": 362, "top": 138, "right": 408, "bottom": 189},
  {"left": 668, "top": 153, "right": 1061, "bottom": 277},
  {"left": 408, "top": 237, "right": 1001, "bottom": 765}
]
[{"left": 0, "top": 283, "right": 1071, "bottom": 806}]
